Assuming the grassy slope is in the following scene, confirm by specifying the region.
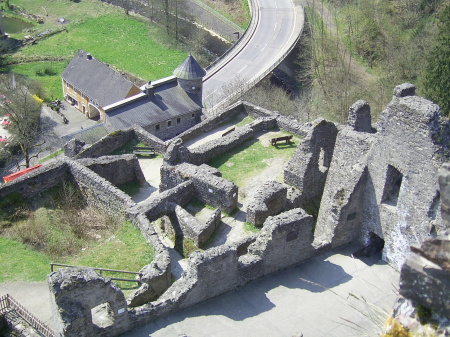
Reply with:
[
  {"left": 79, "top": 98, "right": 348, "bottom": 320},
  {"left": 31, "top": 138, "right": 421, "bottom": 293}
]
[{"left": 3, "top": 0, "right": 188, "bottom": 99}]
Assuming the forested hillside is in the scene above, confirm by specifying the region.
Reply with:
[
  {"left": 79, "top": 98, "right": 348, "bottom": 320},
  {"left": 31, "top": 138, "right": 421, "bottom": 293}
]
[
  {"left": 241, "top": 0, "right": 449, "bottom": 122},
  {"left": 297, "top": 0, "right": 450, "bottom": 121}
]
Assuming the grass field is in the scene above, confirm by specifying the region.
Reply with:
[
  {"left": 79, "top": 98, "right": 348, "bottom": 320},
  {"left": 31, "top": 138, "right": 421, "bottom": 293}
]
[
  {"left": 3, "top": 0, "right": 190, "bottom": 99},
  {"left": 208, "top": 131, "right": 300, "bottom": 188},
  {"left": 0, "top": 220, "right": 153, "bottom": 284}
]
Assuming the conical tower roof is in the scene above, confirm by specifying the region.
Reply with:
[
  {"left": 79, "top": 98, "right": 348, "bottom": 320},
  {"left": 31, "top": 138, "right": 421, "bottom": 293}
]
[{"left": 173, "top": 54, "right": 206, "bottom": 80}]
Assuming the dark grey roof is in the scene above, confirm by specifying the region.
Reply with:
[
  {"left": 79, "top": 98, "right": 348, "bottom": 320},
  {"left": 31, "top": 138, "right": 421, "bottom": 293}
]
[
  {"left": 62, "top": 123, "right": 112, "bottom": 144},
  {"left": 173, "top": 54, "right": 206, "bottom": 80},
  {"left": 105, "top": 78, "right": 202, "bottom": 130},
  {"left": 61, "top": 49, "right": 138, "bottom": 107}
]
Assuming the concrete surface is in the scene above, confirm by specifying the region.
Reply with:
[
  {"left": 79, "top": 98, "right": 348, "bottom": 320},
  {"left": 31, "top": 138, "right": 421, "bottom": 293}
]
[{"left": 122, "top": 243, "right": 399, "bottom": 337}]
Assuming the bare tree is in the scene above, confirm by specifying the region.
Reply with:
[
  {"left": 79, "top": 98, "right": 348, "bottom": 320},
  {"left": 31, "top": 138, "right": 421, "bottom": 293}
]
[{"left": 0, "top": 74, "right": 44, "bottom": 168}]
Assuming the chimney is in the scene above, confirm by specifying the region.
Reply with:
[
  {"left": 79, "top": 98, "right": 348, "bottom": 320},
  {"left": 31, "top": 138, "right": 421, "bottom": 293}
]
[
  {"left": 86, "top": 53, "right": 92, "bottom": 60},
  {"left": 144, "top": 82, "right": 154, "bottom": 98}
]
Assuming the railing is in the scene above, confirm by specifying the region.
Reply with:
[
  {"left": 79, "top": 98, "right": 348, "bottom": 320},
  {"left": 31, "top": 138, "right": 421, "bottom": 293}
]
[
  {"left": 50, "top": 263, "right": 143, "bottom": 283},
  {"left": 0, "top": 294, "right": 56, "bottom": 337}
]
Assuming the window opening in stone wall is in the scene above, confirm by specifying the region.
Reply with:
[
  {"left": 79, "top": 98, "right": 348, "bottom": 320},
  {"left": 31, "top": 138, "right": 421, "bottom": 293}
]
[
  {"left": 91, "top": 302, "right": 115, "bottom": 329},
  {"left": 168, "top": 120, "right": 172, "bottom": 127},
  {"left": 155, "top": 124, "right": 160, "bottom": 131},
  {"left": 191, "top": 113, "right": 195, "bottom": 118},
  {"left": 381, "top": 165, "right": 403, "bottom": 206},
  {"left": 318, "top": 147, "right": 328, "bottom": 173},
  {"left": 177, "top": 118, "right": 181, "bottom": 124}
]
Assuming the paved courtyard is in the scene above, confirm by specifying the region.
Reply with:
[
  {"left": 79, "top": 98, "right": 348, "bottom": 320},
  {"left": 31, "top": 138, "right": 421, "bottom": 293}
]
[{"left": 123, "top": 243, "right": 399, "bottom": 337}]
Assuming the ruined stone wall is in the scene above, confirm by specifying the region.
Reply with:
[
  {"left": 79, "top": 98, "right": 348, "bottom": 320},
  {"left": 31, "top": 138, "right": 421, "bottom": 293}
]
[
  {"left": 246, "top": 181, "right": 287, "bottom": 226},
  {"left": 75, "top": 129, "right": 135, "bottom": 159},
  {"left": 313, "top": 127, "right": 374, "bottom": 248},
  {"left": 127, "top": 213, "right": 172, "bottom": 307},
  {"left": 245, "top": 208, "right": 315, "bottom": 275},
  {"left": 177, "top": 101, "right": 246, "bottom": 143},
  {"left": 130, "top": 181, "right": 194, "bottom": 223},
  {"left": 284, "top": 119, "right": 338, "bottom": 207},
  {"left": 187, "top": 124, "right": 255, "bottom": 165},
  {"left": 48, "top": 268, "right": 130, "bottom": 337},
  {"left": 77, "top": 154, "right": 146, "bottom": 187},
  {"left": 0, "top": 161, "right": 71, "bottom": 200},
  {"left": 161, "top": 163, "right": 238, "bottom": 213},
  {"left": 67, "top": 160, "right": 135, "bottom": 218},
  {"left": 363, "top": 85, "right": 448, "bottom": 269},
  {"left": 132, "top": 125, "right": 167, "bottom": 154}
]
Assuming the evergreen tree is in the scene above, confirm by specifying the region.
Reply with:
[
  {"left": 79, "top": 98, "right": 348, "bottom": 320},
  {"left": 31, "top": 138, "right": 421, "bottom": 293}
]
[{"left": 423, "top": 4, "right": 450, "bottom": 116}]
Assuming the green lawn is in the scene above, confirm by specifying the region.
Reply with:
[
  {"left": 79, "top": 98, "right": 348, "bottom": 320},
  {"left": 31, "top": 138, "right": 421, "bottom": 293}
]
[
  {"left": 208, "top": 132, "right": 300, "bottom": 188},
  {"left": 3, "top": 0, "right": 189, "bottom": 99}
]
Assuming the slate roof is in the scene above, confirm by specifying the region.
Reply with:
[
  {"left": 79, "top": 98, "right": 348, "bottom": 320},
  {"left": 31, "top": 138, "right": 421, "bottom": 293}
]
[
  {"left": 173, "top": 54, "right": 206, "bottom": 80},
  {"left": 61, "top": 49, "right": 138, "bottom": 107},
  {"left": 105, "top": 77, "right": 202, "bottom": 130}
]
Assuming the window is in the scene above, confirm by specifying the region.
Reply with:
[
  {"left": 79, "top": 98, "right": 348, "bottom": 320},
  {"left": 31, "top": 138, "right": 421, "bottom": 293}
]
[
  {"left": 191, "top": 113, "right": 195, "bottom": 118},
  {"left": 155, "top": 124, "right": 160, "bottom": 131},
  {"left": 381, "top": 165, "right": 403, "bottom": 206},
  {"left": 167, "top": 120, "right": 172, "bottom": 127},
  {"left": 177, "top": 118, "right": 181, "bottom": 124}
]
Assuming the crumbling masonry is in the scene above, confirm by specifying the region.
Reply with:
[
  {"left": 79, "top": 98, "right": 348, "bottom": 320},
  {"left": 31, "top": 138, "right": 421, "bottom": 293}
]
[{"left": 0, "top": 84, "right": 448, "bottom": 336}]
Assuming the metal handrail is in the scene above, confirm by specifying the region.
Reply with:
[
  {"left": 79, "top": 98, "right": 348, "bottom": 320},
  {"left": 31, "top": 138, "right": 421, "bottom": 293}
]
[{"left": 50, "top": 263, "right": 143, "bottom": 283}]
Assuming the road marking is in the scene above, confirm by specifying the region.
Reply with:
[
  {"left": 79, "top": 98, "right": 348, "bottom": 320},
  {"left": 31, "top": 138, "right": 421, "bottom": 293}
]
[{"left": 237, "top": 65, "right": 248, "bottom": 74}]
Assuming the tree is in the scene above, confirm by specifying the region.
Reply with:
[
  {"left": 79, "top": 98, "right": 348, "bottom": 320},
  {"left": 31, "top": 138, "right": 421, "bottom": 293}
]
[
  {"left": 0, "top": 74, "right": 44, "bottom": 168},
  {"left": 423, "top": 3, "right": 450, "bottom": 116}
]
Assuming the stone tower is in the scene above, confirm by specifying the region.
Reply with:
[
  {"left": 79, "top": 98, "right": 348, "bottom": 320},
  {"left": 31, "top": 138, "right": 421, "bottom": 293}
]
[{"left": 173, "top": 54, "right": 206, "bottom": 98}]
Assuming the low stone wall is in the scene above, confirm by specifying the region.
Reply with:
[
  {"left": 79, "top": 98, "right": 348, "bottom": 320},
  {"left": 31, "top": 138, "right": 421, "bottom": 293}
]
[
  {"left": 127, "top": 213, "right": 172, "bottom": 307},
  {"left": 0, "top": 160, "right": 70, "bottom": 200},
  {"left": 161, "top": 163, "right": 238, "bottom": 213},
  {"left": 67, "top": 160, "right": 135, "bottom": 218},
  {"left": 245, "top": 208, "right": 315, "bottom": 275},
  {"left": 77, "top": 154, "right": 146, "bottom": 187},
  {"left": 246, "top": 181, "right": 287, "bottom": 226},
  {"left": 175, "top": 205, "right": 221, "bottom": 246},
  {"left": 75, "top": 129, "right": 135, "bottom": 159},
  {"left": 74, "top": 126, "right": 166, "bottom": 159},
  {"left": 130, "top": 181, "right": 194, "bottom": 223},
  {"left": 176, "top": 101, "right": 247, "bottom": 144}
]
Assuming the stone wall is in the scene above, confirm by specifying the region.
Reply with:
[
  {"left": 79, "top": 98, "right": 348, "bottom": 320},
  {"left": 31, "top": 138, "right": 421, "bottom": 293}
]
[
  {"left": 74, "top": 126, "right": 167, "bottom": 159},
  {"left": 48, "top": 268, "right": 130, "bottom": 337},
  {"left": 246, "top": 181, "right": 287, "bottom": 226},
  {"left": 127, "top": 213, "right": 172, "bottom": 307},
  {"left": 284, "top": 119, "right": 338, "bottom": 207},
  {"left": 161, "top": 163, "right": 238, "bottom": 213},
  {"left": 0, "top": 161, "right": 70, "bottom": 200},
  {"left": 245, "top": 208, "right": 315, "bottom": 275},
  {"left": 77, "top": 154, "right": 146, "bottom": 187},
  {"left": 67, "top": 160, "right": 135, "bottom": 218}
]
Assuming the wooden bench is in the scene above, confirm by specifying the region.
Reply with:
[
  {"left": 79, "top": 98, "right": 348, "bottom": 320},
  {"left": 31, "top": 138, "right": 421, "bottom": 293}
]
[
  {"left": 133, "top": 146, "right": 155, "bottom": 156},
  {"left": 271, "top": 135, "right": 293, "bottom": 146},
  {"left": 222, "top": 127, "right": 236, "bottom": 137}
]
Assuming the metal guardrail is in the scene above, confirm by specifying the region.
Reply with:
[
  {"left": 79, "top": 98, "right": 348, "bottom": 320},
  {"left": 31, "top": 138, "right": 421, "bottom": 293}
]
[
  {"left": 0, "top": 294, "right": 56, "bottom": 337},
  {"left": 208, "top": 2, "right": 305, "bottom": 113},
  {"left": 50, "top": 263, "right": 143, "bottom": 283}
]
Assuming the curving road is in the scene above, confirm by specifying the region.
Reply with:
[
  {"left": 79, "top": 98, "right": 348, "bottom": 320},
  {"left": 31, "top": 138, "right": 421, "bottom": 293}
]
[{"left": 203, "top": 0, "right": 304, "bottom": 112}]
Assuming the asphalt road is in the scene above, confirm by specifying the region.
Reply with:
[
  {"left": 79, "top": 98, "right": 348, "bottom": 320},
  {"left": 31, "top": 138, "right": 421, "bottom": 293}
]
[{"left": 203, "top": 0, "right": 304, "bottom": 111}]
